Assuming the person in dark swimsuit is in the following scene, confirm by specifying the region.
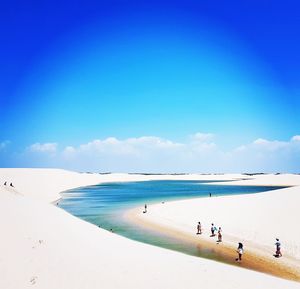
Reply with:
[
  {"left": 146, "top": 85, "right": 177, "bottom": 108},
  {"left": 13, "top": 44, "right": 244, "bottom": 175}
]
[
  {"left": 197, "top": 222, "right": 202, "bottom": 234},
  {"left": 235, "top": 242, "right": 244, "bottom": 262}
]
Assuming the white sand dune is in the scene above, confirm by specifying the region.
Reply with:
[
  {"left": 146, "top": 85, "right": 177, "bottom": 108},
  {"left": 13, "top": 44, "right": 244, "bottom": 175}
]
[
  {"left": 0, "top": 169, "right": 299, "bottom": 289},
  {"left": 135, "top": 185, "right": 300, "bottom": 259}
]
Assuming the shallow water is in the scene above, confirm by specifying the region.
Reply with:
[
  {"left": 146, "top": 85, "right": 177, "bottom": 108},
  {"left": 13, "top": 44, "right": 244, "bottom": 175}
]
[{"left": 59, "top": 180, "right": 284, "bottom": 263}]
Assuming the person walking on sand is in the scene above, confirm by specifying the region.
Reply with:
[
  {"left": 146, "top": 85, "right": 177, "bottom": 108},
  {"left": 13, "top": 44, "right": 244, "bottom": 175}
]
[
  {"left": 143, "top": 204, "right": 147, "bottom": 213},
  {"left": 211, "top": 223, "right": 216, "bottom": 237},
  {"left": 217, "top": 227, "right": 222, "bottom": 242},
  {"left": 10, "top": 182, "right": 14, "bottom": 187},
  {"left": 4, "top": 181, "right": 7, "bottom": 186},
  {"left": 275, "top": 238, "right": 282, "bottom": 257},
  {"left": 197, "top": 222, "right": 202, "bottom": 234},
  {"left": 235, "top": 242, "right": 244, "bottom": 262}
]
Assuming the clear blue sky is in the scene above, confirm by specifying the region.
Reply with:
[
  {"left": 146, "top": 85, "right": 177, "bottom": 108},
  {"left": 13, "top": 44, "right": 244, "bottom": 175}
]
[{"left": 0, "top": 0, "right": 299, "bottom": 171}]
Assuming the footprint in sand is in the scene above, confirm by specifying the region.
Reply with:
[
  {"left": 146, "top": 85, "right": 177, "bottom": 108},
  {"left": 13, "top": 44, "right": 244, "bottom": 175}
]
[
  {"left": 32, "top": 240, "right": 44, "bottom": 249},
  {"left": 30, "top": 276, "right": 37, "bottom": 285}
]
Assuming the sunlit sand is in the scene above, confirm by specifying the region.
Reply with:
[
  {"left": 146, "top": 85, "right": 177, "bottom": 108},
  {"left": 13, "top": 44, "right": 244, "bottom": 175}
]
[{"left": 1, "top": 169, "right": 299, "bottom": 289}]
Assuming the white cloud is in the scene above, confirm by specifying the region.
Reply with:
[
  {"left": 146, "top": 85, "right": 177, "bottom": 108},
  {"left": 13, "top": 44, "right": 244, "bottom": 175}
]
[
  {"left": 188, "top": 133, "right": 217, "bottom": 153},
  {"left": 231, "top": 135, "right": 300, "bottom": 172},
  {"left": 63, "top": 136, "right": 183, "bottom": 160},
  {"left": 253, "top": 138, "right": 268, "bottom": 145},
  {"left": 126, "top": 136, "right": 183, "bottom": 149},
  {"left": 60, "top": 133, "right": 219, "bottom": 172},
  {"left": 190, "top": 132, "right": 214, "bottom": 142},
  {"left": 252, "top": 138, "right": 289, "bottom": 151},
  {"left": 235, "top": 145, "right": 247, "bottom": 152},
  {"left": 63, "top": 146, "right": 76, "bottom": 155},
  {"left": 291, "top": 135, "right": 300, "bottom": 142},
  {"left": 0, "top": 140, "right": 10, "bottom": 150},
  {"left": 20, "top": 134, "right": 300, "bottom": 173},
  {"left": 28, "top": 142, "right": 58, "bottom": 153}
]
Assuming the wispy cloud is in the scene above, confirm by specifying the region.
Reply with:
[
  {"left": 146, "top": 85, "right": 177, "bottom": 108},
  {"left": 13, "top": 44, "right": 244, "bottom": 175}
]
[
  {"left": 0, "top": 140, "right": 10, "bottom": 150},
  {"left": 190, "top": 132, "right": 215, "bottom": 142},
  {"left": 28, "top": 142, "right": 58, "bottom": 154},
  {"left": 291, "top": 135, "right": 300, "bottom": 142},
  {"left": 232, "top": 136, "right": 300, "bottom": 172},
  {"left": 62, "top": 134, "right": 300, "bottom": 172},
  {"left": 14, "top": 134, "right": 300, "bottom": 173},
  {"left": 63, "top": 136, "right": 183, "bottom": 158}
]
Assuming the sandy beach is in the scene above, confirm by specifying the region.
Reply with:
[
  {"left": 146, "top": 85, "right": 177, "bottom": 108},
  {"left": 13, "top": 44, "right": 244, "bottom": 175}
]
[
  {"left": 1, "top": 168, "right": 300, "bottom": 289},
  {"left": 127, "top": 174, "right": 300, "bottom": 281}
]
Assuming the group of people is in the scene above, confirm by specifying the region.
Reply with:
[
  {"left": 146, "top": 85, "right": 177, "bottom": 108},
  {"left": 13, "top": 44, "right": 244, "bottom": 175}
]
[
  {"left": 3, "top": 181, "right": 14, "bottom": 187},
  {"left": 196, "top": 222, "right": 222, "bottom": 242},
  {"left": 142, "top": 204, "right": 282, "bottom": 262},
  {"left": 196, "top": 221, "right": 282, "bottom": 261},
  {"left": 211, "top": 223, "right": 223, "bottom": 242}
]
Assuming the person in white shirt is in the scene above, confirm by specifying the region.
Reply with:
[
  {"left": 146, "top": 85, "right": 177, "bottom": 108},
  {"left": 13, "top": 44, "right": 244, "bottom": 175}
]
[{"left": 217, "top": 227, "right": 222, "bottom": 242}]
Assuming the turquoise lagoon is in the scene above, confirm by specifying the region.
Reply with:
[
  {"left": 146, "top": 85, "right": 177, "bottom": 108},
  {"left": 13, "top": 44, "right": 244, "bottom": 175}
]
[{"left": 59, "top": 180, "right": 284, "bottom": 262}]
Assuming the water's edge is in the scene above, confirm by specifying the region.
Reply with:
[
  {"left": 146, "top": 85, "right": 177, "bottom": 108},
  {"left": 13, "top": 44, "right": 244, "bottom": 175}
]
[{"left": 58, "top": 180, "right": 285, "bottom": 262}]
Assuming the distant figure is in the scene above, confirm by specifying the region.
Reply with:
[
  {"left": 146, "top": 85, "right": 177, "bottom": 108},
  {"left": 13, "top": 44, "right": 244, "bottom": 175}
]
[
  {"left": 211, "top": 223, "right": 216, "bottom": 237},
  {"left": 275, "top": 238, "right": 282, "bottom": 257},
  {"left": 235, "top": 243, "right": 244, "bottom": 262},
  {"left": 4, "top": 181, "right": 7, "bottom": 186},
  {"left": 197, "top": 222, "right": 202, "bottom": 234},
  {"left": 10, "top": 182, "right": 14, "bottom": 187},
  {"left": 110, "top": 228, "right": 114, "bottom": 233},
  {"left": 143, "top": 204, "right": 147, "bottom": 213},
  {"left": 217, "top": 227, "right": 222, "bottom": 242},
  {"left": 209, "top": 193, "right": 212, "bottom": 197}
]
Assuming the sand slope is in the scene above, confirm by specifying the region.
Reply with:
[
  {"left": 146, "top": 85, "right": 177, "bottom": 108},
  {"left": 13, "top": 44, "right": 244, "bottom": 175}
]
[
  {"left": 135, "top": 186, "right": 300, "bottom": 259},
  {"left": 0, "top": 169, "right": 299, "bottom": 289}
]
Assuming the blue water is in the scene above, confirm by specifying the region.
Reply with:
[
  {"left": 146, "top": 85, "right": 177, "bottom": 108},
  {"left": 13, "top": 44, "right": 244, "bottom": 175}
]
[{"left": 59, "top": 180, "right": 284, "bottom": 260}]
